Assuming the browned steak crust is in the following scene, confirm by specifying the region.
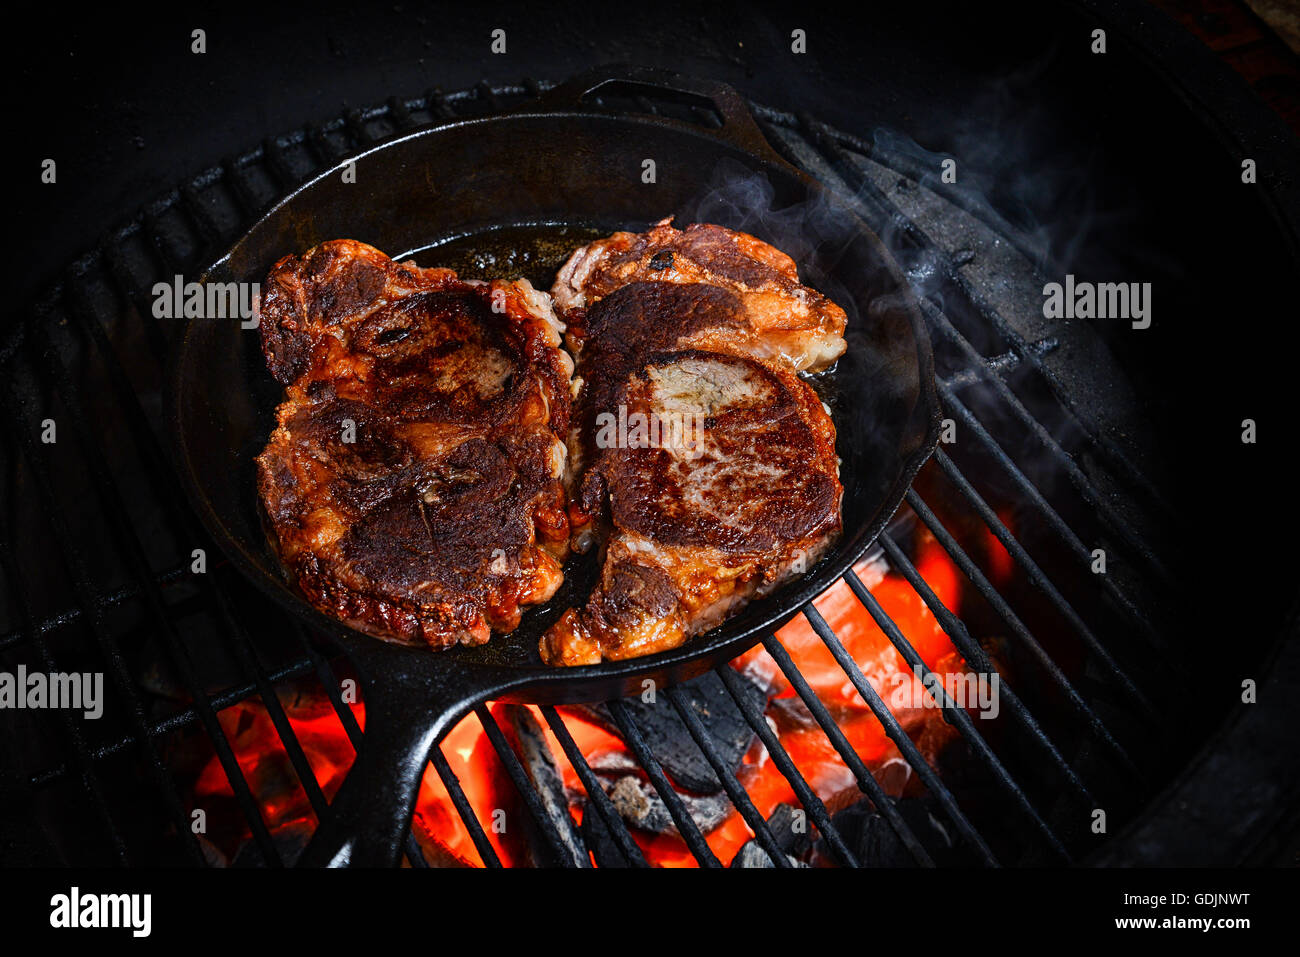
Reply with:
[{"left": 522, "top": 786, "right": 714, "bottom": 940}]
[
  {"left": 553, "top": 218, "right": 847, "bottom": 372},
  {"left": 540, "top": 350, "right": 842, "bottom": 665},
  {"left": 542, "top": 220, "right": 846, "bottom": 665},
  {"left": 256, "top": 240, "right": 572, "bottom": 649}
]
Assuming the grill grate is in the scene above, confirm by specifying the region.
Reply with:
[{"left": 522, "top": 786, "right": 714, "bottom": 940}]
[{"left": 0, "top": 79, "right": 1197, "bottom": 868}]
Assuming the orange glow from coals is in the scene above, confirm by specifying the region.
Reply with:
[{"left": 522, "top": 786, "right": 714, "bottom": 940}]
[{"left": 192, "top": 529, "right": 983, "bottom": 867}]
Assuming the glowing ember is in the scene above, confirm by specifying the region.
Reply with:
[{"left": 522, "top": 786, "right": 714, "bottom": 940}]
[{"left": 189, "top": 528, "right": 990, "bottom": 867}]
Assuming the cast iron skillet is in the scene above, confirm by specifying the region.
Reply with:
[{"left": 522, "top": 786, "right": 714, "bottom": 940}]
[{"left": 168, "top": 66, "right": 940, "bottom": 867}]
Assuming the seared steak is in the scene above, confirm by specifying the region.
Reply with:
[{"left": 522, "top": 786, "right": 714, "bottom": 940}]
[
  {"left": 553, "top": 218, "right": 847, "bottom": 372},
  {"left": 256, "top": 240, "right": 572, "bottom": 648},
  {"left": 541, "top": 222, "right": 846, "bottom": 665},
  {"left": 540, "top": 350, "right": 842, "bottom": 665}
]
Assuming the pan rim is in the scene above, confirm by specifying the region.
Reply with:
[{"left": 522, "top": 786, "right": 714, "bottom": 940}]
[{"left": 167, "top": 102, "right": 942, "bottom": 700}]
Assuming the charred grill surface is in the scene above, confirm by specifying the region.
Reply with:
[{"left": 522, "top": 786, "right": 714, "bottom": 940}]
[{"left": 256, "top": 240, "right": 573, "bottom": 649}]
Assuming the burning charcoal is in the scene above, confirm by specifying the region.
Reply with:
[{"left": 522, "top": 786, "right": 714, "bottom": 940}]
[
  {"left": 874, "top": 757, "right": 914, "bottom": 795},
  {"left": 768, "top": 694, "right": 820, "bottom": 732},
  {"left": 730, "top": 843, "right": 807, "bottom": 868},
  {"left": 818, "top": 796, "right": 959, "bottom": 867},
  {"left": 586, "top": 748, "right": 644, "bottom": 777},
  {"left": 409, "top": 811, "right": 474, "bottom": 868},
  {"left": 232, "top": 817, "right": 314, "bottom": 867},
  {"left": 599, "top": 772, "right": 734, "bottom": 837},
  {"left": 584, "top": 749, "right": 744, "bottom": 837},
  {"left": 729, "top": 803, "right": 812, "bottom": 868},
  {"left": 732, "top": 652, "right": 785, "bottom": 696},
  {"left": 276, "top": 676, "right": 359, "bottom": 720},
  {"left": 561, "top": 670, "right": 766, "bottom": 794},
  {"left": 497, "top": 704, "right": 589, "bottom": 868}
]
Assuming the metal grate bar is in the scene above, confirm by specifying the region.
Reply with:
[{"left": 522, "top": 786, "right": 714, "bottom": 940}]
[
  {"left": 930, "top": 449, "right": 1162, "bottom": 722},
  {"left": 179, "top": 183, "right": 224, "bottom": 251},
  {"left": 261, "top": 137, "right": 300, "bottom": 190},
  {"left": 109, "top": 246, "right": 175, "bottom": 355},
  {"left": 880, "top": 519, "right": 1098, "bottom": 802},
  {"left": 7, "top": 330, "right": 282, "bottom": 864},
  {"left": 38, "top": 295, "right": 339, "bottom": 856},
  {"left": 99, "top": 243, "right": 171, "bottom": 367},
  {"left": 475, "top": 704, "right": 590, "bottom": 867},
  {"left": 9, "top": 335, "right": 284, "bottom": 868},
  {"left": 0, "top": 559, "right": 191, "bottom": 651},
  {"left": 663, "top": 685, "right": 792, "bottom": 868},
  {"left": 714, "top": 665, "right": 859, "bottom": 867},
  {"left": 540, "top": 706, "right": 649, "bottom": 867},
  {"left": 803, "top": 606, "right": 1002, "bottom": 863},
  {"left": 606, "top": 699, "right": 722, "bottom": 867},
  {"left": 64, "top": 261, "right": 437, "bottom": 869},
  {"left": 785, "top": 111, "right": 1171, "bottom": 639},
  {"left": 940, "top": 383, "right": 1164, "bottom": 646},
  {"left": 761, "top": 635, "right": 938, "bottom": 866},
  {"left": 306, "top": 125, "right": 346, "bottom": 165},
  {"left": 690, "top": 104, "right": 723, "bottom": 129},
  {"left": 208, "top": 596, "right": 332, "bottom": 824},
  {"left": 62, "top": 284, "right": 194, "bottom": 521},
  {"left": 22, "top": 656, "right": 316, "bottom": 788},
  {"left": 54, "top": 282, "right": 357, "bottom": 857},
  {"left": 387, "top": 96, "right": 416, "bottom": 132},
  {"left": 905, "top": 489, "right": 1142, "bottom": 779},
  {"left": 221, "top": 158, "right": 267, "bottom": 221},
  {"left": 343, "top": 109, "right": 373, "bottom": 148},
  {"left": 0, "top": 388, "right": 246, "bottom": 864},
  {"left": 424, "top": 87, "right": 458, "bottom": 121},
  {"left": 923, "top": 299, "right": 1176, "bottom": 590},
  {"left": 285, "top": 625, "right": 427, "bottom": 867},
  {"left": 139, "top": 212, "right": 183, "bottom": 289},
  {"left": 427, "top": 744, "right": 504, "bottom": 869},
  {"left": 474, "top": 81, "right": 502, "bottom": 113},
  {"left": 794, "top": 114, "right": 1173, "bottom": 517},
  {"left": 839, "top": 570, "right": 1071, "bottom": 862},
  {"left": 0, "top": 533, "right": 130, "bottom": 864}
]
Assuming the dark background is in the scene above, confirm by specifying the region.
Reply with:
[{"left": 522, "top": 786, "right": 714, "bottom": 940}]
[{"left": 11, "top": 0, "right": 1291, "bottom": 298}]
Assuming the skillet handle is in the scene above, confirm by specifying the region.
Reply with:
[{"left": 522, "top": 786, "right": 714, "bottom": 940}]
[
  {"left": 531, "top": 65, "right": 789, "bottom": 168},
  {"left": 296, "top": 657, "right": 493, "bottom": 868}
]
